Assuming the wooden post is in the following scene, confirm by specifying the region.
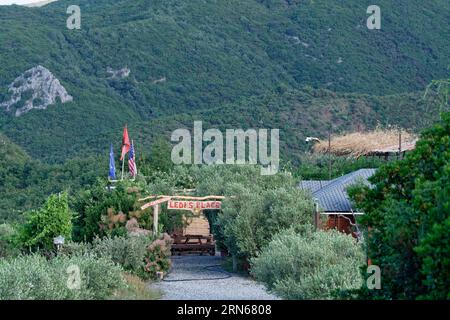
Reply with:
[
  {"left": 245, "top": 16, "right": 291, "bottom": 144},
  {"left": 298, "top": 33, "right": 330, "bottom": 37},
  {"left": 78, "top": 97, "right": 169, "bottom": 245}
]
[
  {"left": 153, "top": 204, "right": 159, "bottom": 237},
  {"left": 313, "top": 202, "right": 320, "bottom": 231}
]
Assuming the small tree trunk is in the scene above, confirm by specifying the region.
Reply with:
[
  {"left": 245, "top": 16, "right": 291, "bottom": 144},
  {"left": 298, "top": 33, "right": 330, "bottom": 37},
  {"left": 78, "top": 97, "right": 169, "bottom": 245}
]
[{"left": 232, "top": 255, "right": 238, "bottom": 272}]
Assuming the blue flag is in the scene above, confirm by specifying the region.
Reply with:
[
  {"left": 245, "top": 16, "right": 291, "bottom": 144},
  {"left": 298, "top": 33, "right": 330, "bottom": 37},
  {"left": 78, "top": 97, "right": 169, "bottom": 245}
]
[{"left": 109, "top": 143, "right": 116, "bottom": 180}]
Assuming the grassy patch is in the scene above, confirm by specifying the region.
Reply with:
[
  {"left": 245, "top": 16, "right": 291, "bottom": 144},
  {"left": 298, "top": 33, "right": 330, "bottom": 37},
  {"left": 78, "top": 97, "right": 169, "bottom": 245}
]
[{"left": 112, "top": 273, "right": 161, "bottom": 300}]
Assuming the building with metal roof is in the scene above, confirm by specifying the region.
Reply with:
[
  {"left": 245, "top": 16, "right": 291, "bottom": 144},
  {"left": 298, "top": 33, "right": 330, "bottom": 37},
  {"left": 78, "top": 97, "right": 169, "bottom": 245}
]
[
  {"left": 298, "top": 169, "right": 377, "bottom": 236},
  {"left": 299, "top": 169, "right": 376, "bottom": 213},
  {"left": 298, "top": 180, "right": 331, "bottom": 194}
]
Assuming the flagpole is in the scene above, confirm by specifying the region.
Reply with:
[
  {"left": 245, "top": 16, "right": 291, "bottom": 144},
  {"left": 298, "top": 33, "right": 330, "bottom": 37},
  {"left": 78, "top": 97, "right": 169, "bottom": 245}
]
[
  {"left": 132, "top": 139, "right": 135, "bottom": 174},
  {"left": 121, "top": 157, "right": 125, "bottom": 181},
  {"left": 121, "top": 124, "right": 129, "bottom": 181},
  {"left": 132, "top": 140, "right": 136, "bottom": 181}
]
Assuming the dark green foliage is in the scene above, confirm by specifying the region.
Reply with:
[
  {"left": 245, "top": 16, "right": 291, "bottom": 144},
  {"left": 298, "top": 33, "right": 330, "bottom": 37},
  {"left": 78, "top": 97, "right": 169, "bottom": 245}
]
[
  {"left": 138, "top": 137, "right": 174, "bottom": 175},
  {"left": 0, "top": 134, "right": 105, "bottom": 223},
  {"left": 18, "top": 192, "right": 72, "bottom": 252},
  {"left": 0, "top": 253, "right": 126, "bottom": 300},
  {"left": 71, "top": 180, "right": 141, "bottom": 242},
  {"left": 349, "top": 112, "right": 450, "bottom": 299},
  {"left": 251, "top": 227, "right": 365, "bottom": 300},
  {"left": 415, "top": 216, "right": 450, "bottom": 299},
  {"left": 69, "top": 166, "right": 197, "bottom": 242},
  {"left": 48, "top": 233, "right": 172, "bottom": 281},
  {"left": 0, "top": 223, "right": 19, "bottom": 258},
  {"left": 129, "top": 88, "right": 444, "bottom": 171},
  {"left": 217, "top": 187, "right": 314, "bottom": 260},
  {"left": 295, "top": 153, "right": 385, "bottom": 180},
  {"left": 90, "top": 235, "right": 153, "bottom": 279},
  {"left": 0, "top": 0, "right": 448, "bottom": 163}
]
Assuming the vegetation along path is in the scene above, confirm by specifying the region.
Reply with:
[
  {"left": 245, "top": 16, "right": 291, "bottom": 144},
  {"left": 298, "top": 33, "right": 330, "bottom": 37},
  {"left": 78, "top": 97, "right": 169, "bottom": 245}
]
[{"left": 151, "top": 255, "right": 278, "bottom": 300}]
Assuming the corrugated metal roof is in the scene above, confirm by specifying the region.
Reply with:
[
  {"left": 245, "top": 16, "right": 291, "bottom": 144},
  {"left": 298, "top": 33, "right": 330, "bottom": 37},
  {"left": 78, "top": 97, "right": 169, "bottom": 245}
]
[
  {"left": 299, "top": 169, "right": 376, "bottom": 212},
  {"left": 297, "top": 180, "right": 331, "bottom": 194}
]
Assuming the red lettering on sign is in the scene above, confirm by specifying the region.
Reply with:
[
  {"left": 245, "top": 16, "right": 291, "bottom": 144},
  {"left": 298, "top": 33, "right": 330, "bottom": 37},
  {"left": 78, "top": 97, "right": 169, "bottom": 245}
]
[{"left": 167, "top": 200, "right": 222, "bottom": 211}]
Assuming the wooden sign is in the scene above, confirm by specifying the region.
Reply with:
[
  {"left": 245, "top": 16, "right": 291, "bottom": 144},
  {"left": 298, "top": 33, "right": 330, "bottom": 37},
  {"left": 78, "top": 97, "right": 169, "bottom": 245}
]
[
  {"left": 167, "top": 200, "right": 222, "bottom": 211},
  {"left": 140, "top": 197, "right": 171, "bottom": 210}
]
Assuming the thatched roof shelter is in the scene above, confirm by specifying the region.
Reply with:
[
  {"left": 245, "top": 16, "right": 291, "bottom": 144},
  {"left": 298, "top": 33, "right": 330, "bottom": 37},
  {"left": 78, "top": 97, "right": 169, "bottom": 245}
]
[{"left": 312, "top": 129, "right": 417, "bottom": 158}]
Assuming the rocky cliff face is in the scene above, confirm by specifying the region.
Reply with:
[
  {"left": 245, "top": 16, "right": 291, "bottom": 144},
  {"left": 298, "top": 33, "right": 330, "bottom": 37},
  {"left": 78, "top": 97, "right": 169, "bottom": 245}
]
[{"left": 0, "top": 65, "right": 73, "bottom": 117}]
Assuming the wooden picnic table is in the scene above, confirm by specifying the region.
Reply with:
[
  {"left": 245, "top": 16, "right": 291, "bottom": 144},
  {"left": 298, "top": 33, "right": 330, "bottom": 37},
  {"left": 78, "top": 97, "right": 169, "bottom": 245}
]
[{"left": 171, "top": 233, "right": 216, "bottom": 255}]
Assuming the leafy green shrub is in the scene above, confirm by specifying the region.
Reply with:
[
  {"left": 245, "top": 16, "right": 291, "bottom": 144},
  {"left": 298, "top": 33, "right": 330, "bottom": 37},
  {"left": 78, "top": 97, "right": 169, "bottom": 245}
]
[
  {"left": 0, "top": 223, "right": 19, "bottom": 258},
  {"left": 143, "top": 233, "right": 173, "bottom": 279},
  {"left": 414, "top": 216, "right": 450, "bottom": 299},
  {"left": 58, "top": 240, "right": 92, "bottom": 257},
  {"left": 138, "top": 137, "right": 174, "bottom": 175},
  {"left": 295, "top": 153, "right": 384, "bottom": 180},
  {"left": 55, "top": 234, "right": 171, "bottom": 281},
  {"left": 71, "top": 181, "right": 134, "bottom": 242},
  {"left": 0, "top": 254, "right": 68, "bottom": 300},
  {"left": 71, "top": 180, "right": 148, "bottom": 242},
  {"left": 60, "top": 234, "right": 172, "bottom": 281},
  {"left": 251, "top": 228, "right": 365, "bottom": 300},
  {"left": 236, "top": 188, "right": 313, "bottom": 258},
  {"left": 349, "top": 112, "right": 450, "bottom": 299},
  {"left": 18, "top": 193, "right": 72, "bottom": 252},
  {"left": 90, "top": 235, "right": 152, "bottom": 278},
  {"left": 0, "top": 253, "right": 125, "bottom": 300},
  {"left": 216, "top": 186, "right": 314, "bottom": 260},
  {"left": 54, "top": 254, "right": 126, "bottom": 300}
]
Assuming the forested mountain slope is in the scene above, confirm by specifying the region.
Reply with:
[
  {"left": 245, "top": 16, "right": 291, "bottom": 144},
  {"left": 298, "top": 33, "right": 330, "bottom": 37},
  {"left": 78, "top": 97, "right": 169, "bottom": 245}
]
[{"left": 0, "top": 0, "right": 448, "bottom": 163}]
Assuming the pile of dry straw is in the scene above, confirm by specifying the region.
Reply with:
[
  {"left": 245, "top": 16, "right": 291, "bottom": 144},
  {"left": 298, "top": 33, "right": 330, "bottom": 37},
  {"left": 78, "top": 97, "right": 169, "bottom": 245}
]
[{"left": 312, "top": 129, "right": 417, "bottom": 157}]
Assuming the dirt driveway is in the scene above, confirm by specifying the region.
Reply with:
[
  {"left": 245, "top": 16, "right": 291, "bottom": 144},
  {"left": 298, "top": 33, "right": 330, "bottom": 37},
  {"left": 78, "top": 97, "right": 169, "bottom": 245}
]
[{"left": 151, "top": 255, "right": 279, "bottom": 300}]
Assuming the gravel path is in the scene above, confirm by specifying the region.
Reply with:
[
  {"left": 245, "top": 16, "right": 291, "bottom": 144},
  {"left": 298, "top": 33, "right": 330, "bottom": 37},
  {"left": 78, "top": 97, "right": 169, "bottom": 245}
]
[{"left": 151, "top": 255, "right": 279, "bottom": 300}]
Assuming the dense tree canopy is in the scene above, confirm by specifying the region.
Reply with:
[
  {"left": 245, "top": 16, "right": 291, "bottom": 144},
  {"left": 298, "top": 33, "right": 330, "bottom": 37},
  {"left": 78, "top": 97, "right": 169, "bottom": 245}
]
[
  {"left": 350, "top": 112, "right": 450, "bottom": 299},
  {"left": 18, "top": 192, "right": 73, "bottom": 252}
]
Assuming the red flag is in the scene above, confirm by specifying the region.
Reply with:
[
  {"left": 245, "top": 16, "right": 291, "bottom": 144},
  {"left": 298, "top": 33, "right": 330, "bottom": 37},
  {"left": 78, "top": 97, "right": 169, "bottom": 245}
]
[{"left": 120, "top": 126, "right": 131, "bottom": 160}]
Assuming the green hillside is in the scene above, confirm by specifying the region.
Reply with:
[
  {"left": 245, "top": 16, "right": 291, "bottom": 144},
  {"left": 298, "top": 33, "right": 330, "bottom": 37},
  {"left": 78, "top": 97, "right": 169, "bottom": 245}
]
[
  {"left": 129, "top": 87, "right": 443, "bottom": 164},
  {"left": 0, "top": 133, "right": 104, "bottom": 222},
  {"left": 0, "top": 0, "right": 449, "bottom": 163}
]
